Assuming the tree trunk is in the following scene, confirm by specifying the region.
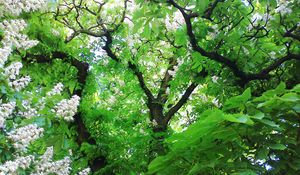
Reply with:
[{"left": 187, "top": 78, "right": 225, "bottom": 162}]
[
  {"left": 148, "top": 102, "right": 168, "bottom": 161},
  {"left": 150, "top": 124, "right": 167, "bottom": 160}
]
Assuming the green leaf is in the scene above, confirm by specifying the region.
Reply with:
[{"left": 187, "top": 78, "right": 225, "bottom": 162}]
[
  {"left": 257, "top": 147, "right": 269, "bottom": 159},
  {"left": 251, "top": 112, "right": 265, "bottom": 120},
  {"left": 174, "top": 28, "right": 187, "bottom": 45},
  {"left": 280, "top": 93, "right": 300, "bottom": 102},
  {"left": 224, "top": 88, "right": 251, "bottom": 110},
  {"left": 148, "top": 156, "right": 172, "bottom": 174},
  {"left": 141, "top": 22, "right": 151, "bottom": 39},
  {"left": 224, "top": 114, "right": 254, "bottom": 125},
  {"left": 260, "top": 119, "right": 280, "bottom": 128},
  {"left": 68, "top": 81, "right": 76, "bottom": 94},
  {"left": 1, "top": 86, "right": 7, "bottom": 94},
  {"left": 257, "top": 99, "right": 275, "bottom": 108},
  {"left": 293, "top": 104, "right": 300, "bottom": 113},
  {"left": 292, "top": 84, "right": 300, "bottom": 93},
  {"left": 196, "top": 0, "right": 210, "bottom": 13},
  {"left": 270, "top": 143, "right": 286, "bottom": 150}
]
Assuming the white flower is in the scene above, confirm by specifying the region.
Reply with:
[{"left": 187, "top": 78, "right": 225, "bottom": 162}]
[
  {"left": 0, "top": 47, "right": 12, "bottom": 66},
  {"left": 47, "top": 83, "right": 64, "bottom": 96},
  {"left": 166, "top": 87, "right": 170, "bottom": 95},
  {"left": 0, "top": 102, "right": 16, "bottom": 128},
  {"left": 152, "top": 119, "right": 158, "bottom": 127},
  {"left": 52, "top": 95, "right": 80, "bottom": 122},
  {"left": 165, "top": 11, "right": 185, "bottom": 30},
  {"left": 0, "top": 0, "right": 47, "bottom": 16},
  {"left": 0, "top": 155, "right": 34, "bottom": 174},
  {"left": 4, "top": 62, "right": 23, "bottom": 79},
  {"left": 208, "top": 24, "right": 219, "bottom": 39},
  {"left": 7, "top": 124, "right": 44, "bottom": 150},
  {"left": 40, "top": 146, "right": 54, "bottom": 163},
  {"left": 275, "top": 1, "right": 292, "bottom": 15},
  {"left": 33, "top": 156, "right": 71, "bottom": 175},
  {"left": 248, "top": 13, "right": 273, "bottom": 30},
  {"left": 51, "top": 29, "right": 60, "bottom": 36},
  {"left": 8, "top": 76, "right": 31, "bottom": 91},
  {"left": 77, "top": 167, "right": 91, "bottom": 175},
  {"left": 167, "top": 70, "right": 176, "bottom": 76},
  {"left": 108, "top": 96, "right": 116, "bottom": 104},
  {"left": 211, "top": 76, "right": 219, "bottom": 83},
  {"left": 18, "top": 107, "right": 38, "bottom": 119},
  {"left": 251, "top": 13, "right": 262, "bottom": 22},
  {"left": 0, "top": 19, "right": 39, "bottom": 49},
  {"left": 212, "top": 98, "right": 222, "bottom": 108},
  {"left": 118, "top": 80, "right": 125, "bottom": 87}
]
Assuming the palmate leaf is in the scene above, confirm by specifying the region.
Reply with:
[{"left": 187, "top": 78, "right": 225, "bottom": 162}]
[
  {"left": 167, "top": 109, "right": 224, "bottom": 148},
  {"left": 148, "top": 110, "right": 225, "bottom": 174}
]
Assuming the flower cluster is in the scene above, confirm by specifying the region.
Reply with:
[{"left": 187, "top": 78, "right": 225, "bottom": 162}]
[
  {"left": 0, "top": 47, "right": 11, "bottom": 67},
  {"left": 0, "top": 102, "right": 16, "bottom": 128},
  {"left": 0, "top": 0, "right": 47, "bottom": 16},
  {"left": 0, "top": 1, "right": 91, "bottom": 174},
  {"left": 52, "top": 95, "right": 80, "bottom": 121},
  {"left": 0, "top": 155, "right": 34, "bottom": 174},
  {"left": 3, "top": 62, "right": 31, "bottom": 91},
  {"left": 47, "top": 83, "right": 64, "bottom": 96},
  {"left": 165, "top": 11, "right": 185, "bottom": 30},
  {"left": 30, "top": 147, "right": 71, "bottom": 175},
  {"left": 247, "top": 12, "right": 274, "bottom": 30},
  {"left": 34, "top": 156, "right": 72, "bottom": 175},
  {"left": 40, "top": 146, "right": 54, "bottom": 163},
  {"left": 7, "top": 124, "right": 44, "bottom": 150},
  {"left": 77, "top": 167, "right": 91, "bottom": 175},
  {"left": 275, "top": 1, "right": 292, "bottom": 15},
  {"left": 0, "top": 19, "right": 39, "bottom": 49},
  {"left": 4, "top": 62, "right": 23, "bottom": 79},
  {"left": 8, "top": 76, "right": 31, "bottom": 91},
  {"left": 18, "top": 107, "right": 38, "bottom": 119}
]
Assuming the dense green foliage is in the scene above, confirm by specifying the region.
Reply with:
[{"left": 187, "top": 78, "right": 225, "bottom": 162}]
[
  {"left": 149, "top": 83, "right": 300, "bottom": 174},
  {"left": 0, "top": 0, "right": 299, "bottom": 174}
]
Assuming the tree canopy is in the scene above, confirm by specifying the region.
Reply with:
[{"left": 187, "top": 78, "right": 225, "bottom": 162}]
[{"left": 0, "top": 0, "right": 299, "bottom": 174}]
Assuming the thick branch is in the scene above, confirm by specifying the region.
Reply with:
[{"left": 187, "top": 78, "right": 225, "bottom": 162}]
[
  {"left": 23, "top": 51, "right": 89, "bottom": 95},
  {"left": 282, "top": 25, "right": 300, "bottom": 42},
  {"left": 246, "top": 53, "right": 300, "bottom": 81},
  {"left": 164, "top": 69, "right": 208, "bottom": 124},
  {"left": 157, "top": 57, "right": 177, "bottom": 103},
  {"left": 167, "top": 0, "right": 300, "bottom": 86},
  {"left": 102, "top": 33, "right": 155, "bottom": 101},
  {"left": 164, "top": 83, "right": 197, "bottom": 124},
  {"left": 22, "top": 51, "right": 95, "bottom": 143},
  {"left": 284, "top": 32, "right": 300, "bottom": 42},
  {"left": 128, "top": 61, "right": 155, "bottom": 101},
  {"left": 202, "top": 0, "right": 224, "bottom": 21}
]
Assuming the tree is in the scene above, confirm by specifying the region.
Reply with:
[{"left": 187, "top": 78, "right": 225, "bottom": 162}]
[
  {"left": 53, "top": 0, "right": 299, "bottom": 161},
  {"left": 1, "top": 0, "right": 299, "bottom": 174}
]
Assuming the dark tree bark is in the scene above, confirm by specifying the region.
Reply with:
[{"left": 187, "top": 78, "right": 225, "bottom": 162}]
[
  {"left": 166, "top": 0, "right": 300, "bottom": 87},
  {"left": 22, "top": 51, "right": 107, "bottom": 172}
]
